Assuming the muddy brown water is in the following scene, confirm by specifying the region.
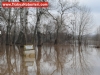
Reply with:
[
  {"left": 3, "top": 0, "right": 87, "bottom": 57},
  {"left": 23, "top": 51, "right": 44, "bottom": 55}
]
[{"left": 0, "top": 45, "right": 100, "bottom": 75}]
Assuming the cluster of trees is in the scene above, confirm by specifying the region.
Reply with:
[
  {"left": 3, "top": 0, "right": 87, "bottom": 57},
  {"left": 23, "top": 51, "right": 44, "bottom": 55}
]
[{"left": 0, "top": 0, "right": 92, "bottom": 46}]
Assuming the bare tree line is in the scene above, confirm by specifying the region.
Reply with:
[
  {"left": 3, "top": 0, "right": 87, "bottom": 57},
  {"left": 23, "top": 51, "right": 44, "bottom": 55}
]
[{"left": 0, "top": 0, "right": 92, "bottom": 47}]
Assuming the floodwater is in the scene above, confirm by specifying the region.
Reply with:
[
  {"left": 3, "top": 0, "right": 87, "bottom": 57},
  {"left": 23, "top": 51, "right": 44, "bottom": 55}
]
[{"left": 0, "top": 44, "right": 100, "bottom": 75}]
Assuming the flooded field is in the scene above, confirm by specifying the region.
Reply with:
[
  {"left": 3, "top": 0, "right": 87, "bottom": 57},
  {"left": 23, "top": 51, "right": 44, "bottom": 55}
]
[{"left": 0, "top": 45, "right": 100, "bottom": 75}]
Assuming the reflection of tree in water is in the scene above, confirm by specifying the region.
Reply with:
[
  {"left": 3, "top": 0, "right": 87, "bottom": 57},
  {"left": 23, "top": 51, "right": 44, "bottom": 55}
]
[
  {"left": 69, "top": 45, "right": 92, "bottom": 75},
  {"left": 0, "top": 45, "right": 28, "bottom": 75},
  {"left": 96, "top": 48, "right": 100, "bottom": 57},
  {"left": 0, "top": 45, "right": 92, "bottom": 75},
  {"left": 42, "top": 44, "right": 92, "bottom": 75},
  {"left": 19, "top": 46, "right": 28, "bottom": 75},
  {"left": 0, "top": 45, "right": 6, "bottom": 75},
  {"left": 36, "top": 46, "right": 41, "bottom": 75},
  {"left": 53, "top": 45, "right": 66, "bottom": 75},
  {"left": 0, "top": 45, "right": 18, "bottom": 75}
]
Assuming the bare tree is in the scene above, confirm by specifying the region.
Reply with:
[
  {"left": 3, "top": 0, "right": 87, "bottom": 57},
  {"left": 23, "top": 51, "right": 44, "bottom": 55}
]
[
  {"left": 64, "top": 5, "right": 92, "bottom": 46},
  {"left": 0, "top": 0, "right": 21, "bottom": 45},
  {"left": 73, "top": 6, "right": 92, "bottom": 46},
  {"left": 45, "top": 0, "right": 78, "bottom": 44}
]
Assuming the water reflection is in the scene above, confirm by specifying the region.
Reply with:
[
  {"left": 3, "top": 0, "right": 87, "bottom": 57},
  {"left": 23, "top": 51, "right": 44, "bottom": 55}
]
[{"left": 0, "top": 45, "right": 100, "bottom": 75}]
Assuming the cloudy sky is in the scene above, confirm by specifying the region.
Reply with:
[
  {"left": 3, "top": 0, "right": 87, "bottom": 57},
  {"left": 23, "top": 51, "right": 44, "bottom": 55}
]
[{"left": 79, "top": 0, "right": 100, "bottom": 34}]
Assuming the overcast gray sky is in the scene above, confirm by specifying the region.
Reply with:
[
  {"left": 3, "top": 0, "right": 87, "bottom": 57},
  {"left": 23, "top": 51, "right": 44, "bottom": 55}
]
[{"left": 79, "top": 0, "right": 100, "bottom": 34}]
